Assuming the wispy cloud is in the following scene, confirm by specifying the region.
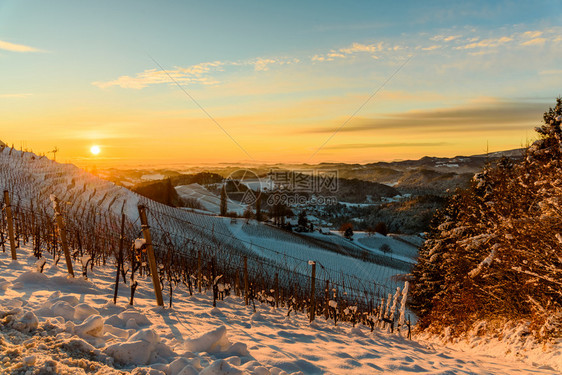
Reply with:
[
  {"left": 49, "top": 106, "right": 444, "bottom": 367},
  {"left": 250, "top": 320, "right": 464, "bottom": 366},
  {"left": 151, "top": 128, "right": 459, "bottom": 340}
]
[
  {"left": 312, "top": 42, "right": 384, "bottom": 62},
  {"left": 301, "top": 99, "right": 547, "bottom": 134},
  {"left": 450, "top": 28, "right": 560, "bottom": 51},
  {"left": 0, "top": 93, "right": 32, "bottom": 98},
  {"left": 521, "top": 37, "right": 546, "bottom": 46},
  {"left": 93, "top": 56, "right": 303, "bottom": 88},
  {"left": 455, "top": 36, "right": 513, "bottom": 50},
  {"left": 0, "top": 40, "right": 42, "bottom": 53},
  {"left": 421, "top": 45, "right": 442, "bottom": 51},
  {"left": 252, "top": 57, "right": 300, "bottom": 71},
  {"left": 324, "top": 141, "right": 449, "bottom": 150},
  {"left": 522, "top": 31, "right": 543, "bottom": 39},
  {"left": 339, "top": 42, "right": 383, "bottom": 54},
  {"left": 93, "top": 62, "right": 224, "bottom": 89},
  {"left": 93, "top": 25, "right": 562, "bottom": 91},
  {"left": 431, "top": 34, "right": 461, "bottom": 42}
]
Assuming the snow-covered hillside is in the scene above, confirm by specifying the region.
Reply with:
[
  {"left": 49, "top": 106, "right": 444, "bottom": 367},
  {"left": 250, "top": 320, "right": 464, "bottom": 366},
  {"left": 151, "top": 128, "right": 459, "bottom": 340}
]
[
  {"left": 0, "top": 147, "right": 407, "bottom": 302},
  {"left": 1, "top": 245, "right": 558, "bottom": 374}
]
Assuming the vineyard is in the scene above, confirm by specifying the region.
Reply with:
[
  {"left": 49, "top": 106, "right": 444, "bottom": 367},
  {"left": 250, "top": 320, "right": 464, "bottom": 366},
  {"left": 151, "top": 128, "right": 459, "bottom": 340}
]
[{"left": 0, "top": 145, "right": 411, "bottom": 332}]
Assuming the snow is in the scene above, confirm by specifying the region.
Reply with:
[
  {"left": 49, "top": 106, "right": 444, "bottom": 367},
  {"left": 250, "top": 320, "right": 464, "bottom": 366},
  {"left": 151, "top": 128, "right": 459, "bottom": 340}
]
[
  {"left": 0, "top": 148, "right": 407, "bottom": 306},
  {"left": 105, "top": 328, "right": 175, "bottom": 365},
  {"left": 1, "top": 246, "right": 559, "bottom": 374},
  {"left": 135, "top": 238, "right": 147, "bottom": 249},
  {"left": 184, "top": 326, "right": 248, "bottom": 356},
  {"left": 175, "top": 184, "right": 247, "bottom": 215},
  {"left": 229, "top": 222, "right": 408, "bottom": 294},
  {"left": 0, "top": 148, "right": 560, "bottom": 374},
  {"left": 353, "top": 231, "right": 419, "bottom": 263},
  {"left": 469, "top": 243, "right": 499, "bottom": 278}
]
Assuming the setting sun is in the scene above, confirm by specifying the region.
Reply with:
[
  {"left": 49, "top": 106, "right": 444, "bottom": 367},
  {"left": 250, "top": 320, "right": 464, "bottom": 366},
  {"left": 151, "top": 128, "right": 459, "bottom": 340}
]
[{"left": 90, "top": 145, "right": 101, "bottom": 155}]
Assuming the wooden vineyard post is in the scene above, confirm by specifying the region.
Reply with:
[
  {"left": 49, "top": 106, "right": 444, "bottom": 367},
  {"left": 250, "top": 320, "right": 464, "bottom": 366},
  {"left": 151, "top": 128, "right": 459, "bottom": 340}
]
[
  {"left": 325, "top": 280, "right": 330, "bottom": 319},
  {"left": 244, "top": 256, "right": 249, "bottom": 306},
  {"left": 197, "top": 250, "right": 202, "bottom": 293},
  {"left": 211, "top": 257, "right": 217, "bottom": 307},
  {"left": 3, "top": 190, "right": 17, "bottom": 260},
  {"left": 113, "top": 212, "right": 126, "bottom": 304},
  {"left": 52, "top": 196, "right": 74, "bottom": 277},
  {"left": 274, "top": 272, "right": 279, "bottom": 308},
  {"left": 1, "top": 201, "right": 6, "bottom": 253},
  {"left": 235, "top": 270, "right": 240, "bottom": 297},
  {"left": 309, "top": 260, "right": 316, "bottom": 322},
  {"left": 137, "top": 205, "right": 164, "bottom": 307}
]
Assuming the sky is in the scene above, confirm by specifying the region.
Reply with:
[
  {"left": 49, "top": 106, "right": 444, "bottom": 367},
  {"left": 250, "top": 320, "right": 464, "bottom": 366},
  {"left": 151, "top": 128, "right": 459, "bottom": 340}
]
[{"left": 1, "top": 0, "right": 561, "bottom": 168}]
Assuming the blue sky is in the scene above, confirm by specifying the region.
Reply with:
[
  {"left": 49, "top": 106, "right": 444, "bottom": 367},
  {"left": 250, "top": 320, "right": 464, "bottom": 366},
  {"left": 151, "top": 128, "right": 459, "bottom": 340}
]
[{"left": 1, "top": 0, "right": 561, "bottom": 166}]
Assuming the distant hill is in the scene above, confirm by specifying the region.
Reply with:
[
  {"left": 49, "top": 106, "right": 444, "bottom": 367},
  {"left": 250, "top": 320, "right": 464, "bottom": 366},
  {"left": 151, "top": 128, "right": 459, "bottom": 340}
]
[
  {"left": 170, "top": 172, "right": 223, "bottom": 186},
  {"left": 102, "top": 148, "right": 525, "bottom": 201},
  {"left": 322, "top": 177, "right": 400, "bottom": 203},
  {"left": 131, "top": 178, "right": 183, "bottom": 207}
]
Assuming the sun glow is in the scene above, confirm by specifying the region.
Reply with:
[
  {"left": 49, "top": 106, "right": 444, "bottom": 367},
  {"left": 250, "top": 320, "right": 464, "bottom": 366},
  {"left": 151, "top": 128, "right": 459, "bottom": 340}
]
[{"left": 90, "top": 145, "right": 101, "bottom": 155}]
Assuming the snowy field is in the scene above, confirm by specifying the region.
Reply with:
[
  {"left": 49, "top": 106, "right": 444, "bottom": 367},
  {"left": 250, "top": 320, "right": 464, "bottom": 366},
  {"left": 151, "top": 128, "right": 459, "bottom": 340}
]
[
  {"left": 228, "top": 222, "right": 406, "bottom": 291},
  {"left": 175, "top": 184, "right": 247, "bottom": 215},
  {"left": 354, "top": 232, "right": 419, "bottom": 263},
  {"left": 0, "top": 246, "right": 559, "bottom": 375}
]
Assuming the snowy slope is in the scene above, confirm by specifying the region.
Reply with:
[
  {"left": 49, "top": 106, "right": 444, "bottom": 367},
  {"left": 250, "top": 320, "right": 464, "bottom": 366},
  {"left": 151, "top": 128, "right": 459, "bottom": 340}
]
[
  {"left": 354, "top": 232, "right": 419, "bottom": 263},
  {"left": 175, "top": 183, "right": 247, "bottom": 215},
  {"left": 1, "top": 245, "right": 558, "bottom": 375},
  {"left": 0, "top": 148, "right": 407, "bottom": 300}
]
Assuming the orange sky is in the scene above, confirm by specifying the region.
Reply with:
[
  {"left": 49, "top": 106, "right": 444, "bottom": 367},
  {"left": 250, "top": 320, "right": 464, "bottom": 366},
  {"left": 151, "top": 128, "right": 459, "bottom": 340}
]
[{"left": 1, "top": 1, "right": 560, "bottom": 168}]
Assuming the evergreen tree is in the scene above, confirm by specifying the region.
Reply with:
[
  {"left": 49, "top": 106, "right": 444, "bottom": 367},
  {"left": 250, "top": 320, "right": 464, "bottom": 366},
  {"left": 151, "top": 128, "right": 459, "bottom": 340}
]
[
  {"left": 298, "top": 211, "right": 308, "bottom": 229},
  {"left": 255, "top": 193, "right": 262, "bottom": 221},
  {"left": 374, "top": 222, "right": 388, "bottom": 236},
  {"left": 339, "top": 222, "right": 354, "bottom": 240},
  {"left": 220, "top": 185, "right": 227, "bottom": 216},
  {"left": 344, "top": 226, "right": 353, "bottom": 240},
  {"left": 411, "top": 98, "right": 562, "bottom": 338}
]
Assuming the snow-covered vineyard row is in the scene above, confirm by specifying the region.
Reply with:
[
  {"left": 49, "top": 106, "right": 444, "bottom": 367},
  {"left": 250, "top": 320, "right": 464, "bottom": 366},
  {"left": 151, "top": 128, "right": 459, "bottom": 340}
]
[{"left": 0, "top": 146, "right": 408, "bottom": 328}]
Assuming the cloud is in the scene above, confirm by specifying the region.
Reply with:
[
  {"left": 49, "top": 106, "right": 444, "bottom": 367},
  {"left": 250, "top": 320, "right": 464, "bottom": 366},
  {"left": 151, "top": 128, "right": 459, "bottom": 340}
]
[
  {"left": 522, "top": 31, "right": 543, "bottom": 39},
  {"left": 252, "top": 57, "right": 299, "bottom": 71},
  {"left": 455, "top": 36, "right": 512, "bottom": 50},
  {"left": 324, "top": 141, "right": 449, "bottom": 150},
  {"left": 94, "top": 24, "right": 562, "bottom": 91},
  {"left": 311, "top": 54, "right": 327, "bottom": 62},
  {"left": 178, "top": 61, "right": 225, "bottom": 75},
  {"left": 0, "top": 40, "right": 43, "bottom": 52},
  {"left": 431, "top": 35, "right": 461, "bottom": 42},
  {"left": 0, "top": 93, "right": 32, "bottom": 98},
  {"left": 254, "top": 58, "right": 277, "bottom": 71},
  {"left": 301, "top": 99, "right": 548, "bottom": 135},
  {"left": 92, "top": 62, "right": 224, "bottom": 89},
  {"left": 93, "top": 56, "right": 303, "bottom": 89},
  {"left": 421, "top": 45, "right": 442, "bottom": 51},
  {"left": 312, "top": 52, "right": 346, "bottom": 62},
  {"left": 521, "top": 37, "right": 546, "bottom": 46},
  {"left": 339, "top": 42, "right": 383, "bottom": 54},
  {"left": 312, "top": 42, "right": 384, "bottom": 62}
]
